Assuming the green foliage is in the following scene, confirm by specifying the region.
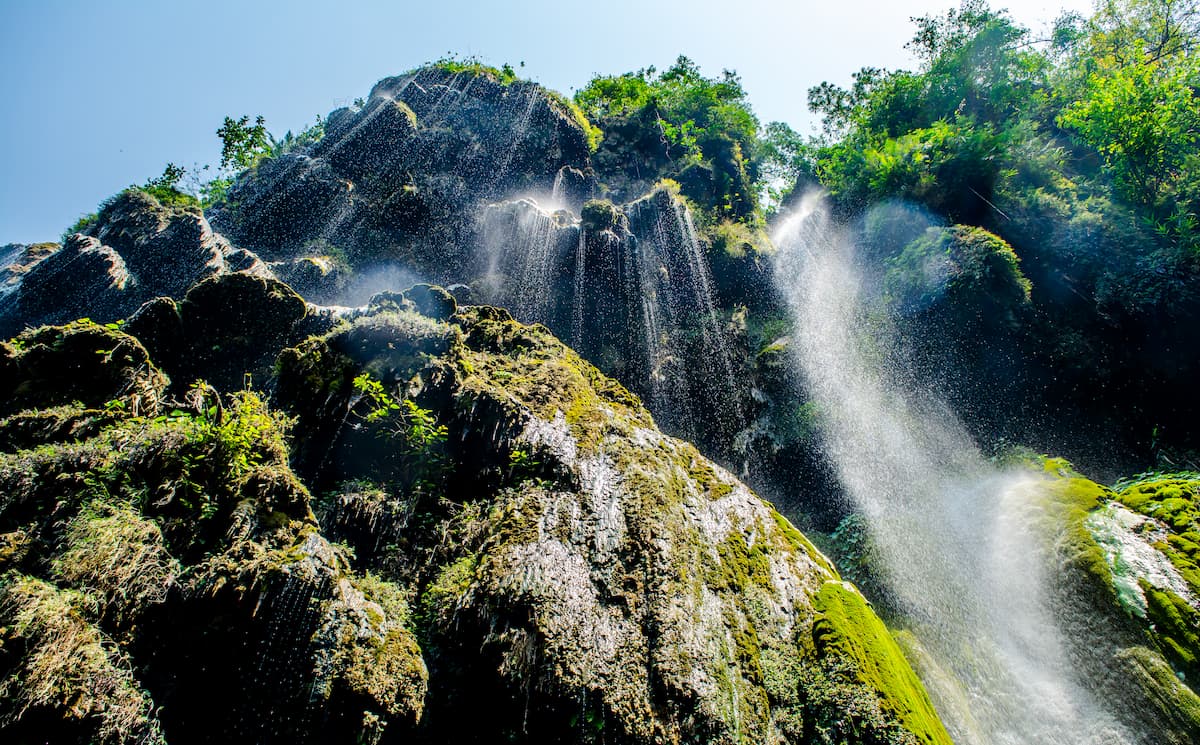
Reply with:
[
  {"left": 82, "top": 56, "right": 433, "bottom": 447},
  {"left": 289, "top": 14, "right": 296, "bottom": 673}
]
[
  {"left": 431, "top": 54, "right": 519, "bottom": 85},
  {"left": 884, "top": 225, "right": 1031, "bottom": 317},
  {"left": 1059, "top": 47, "right": 1200, "bottom": 213},
  {"left": 758, "top": 121, "right": 816, "bottom": 210},
  {"left": 61, "top": 211, "right": 98, "bottom": 242},
  {"left": 268, "top": 116, "right": 326, "bottom": 157},
  {"left": 349, "top": 371, "right": 449, "bottom": 493},
  {"left": 353, "top": 372, "right": 400, "bottom": 423},
  {"left": 217, "top": 114, "right": 272, "bottom": 172},
  {"left": 575, "top": 55, "right": 763, "bottom": 218},
  {"left": 138, "top": 163, "right": 200, "bottom": 209}
]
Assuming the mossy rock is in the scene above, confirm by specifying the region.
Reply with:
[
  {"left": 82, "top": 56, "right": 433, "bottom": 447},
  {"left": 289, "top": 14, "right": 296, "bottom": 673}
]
[
  {"left": 1023, "top": 461, "right": 1200, "bottom": 741},
  {"left": 885, "top": 225, "right": 1031, "bottom": 323},
  {"left": 270, "top": 298, "right": 945, "bottom": 744},
  {"left": 580, "top": 199, "right": 620, "bottom": 232},
  {"left": 2, "top": 320, "right": 167, "bottom": 417},
  {"left": 811, "top": 581, "right": 953, "bottom": 745}
]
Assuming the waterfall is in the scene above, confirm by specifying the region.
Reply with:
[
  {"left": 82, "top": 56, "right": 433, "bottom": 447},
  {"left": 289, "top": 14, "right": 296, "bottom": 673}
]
[
  {"left": 479, "top": 198, "right": 576, "bottom": 323},
  {"left": 773, "top": 192, "right": 1129, "bottom": 745},
  {"left": 478, "top": 188, "right": 743, "bottom": 451}
]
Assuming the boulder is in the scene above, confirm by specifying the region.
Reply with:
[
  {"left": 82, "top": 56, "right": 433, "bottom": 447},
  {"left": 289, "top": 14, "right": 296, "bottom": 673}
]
[{"left": 1, "top": 236, "right": 136, "bottom": 336}]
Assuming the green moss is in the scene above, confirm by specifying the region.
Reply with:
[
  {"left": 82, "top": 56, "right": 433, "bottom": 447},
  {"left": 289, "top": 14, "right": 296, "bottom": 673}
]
[
  {"left": 1038, "top": 470, "right": 1119, "bottom": 599},
  {"left": 1116, "top": 477, "right": 1200, "bottom": 599},
  {"left": 1141, "top": 581, "right": 1200, "bottom": 680},
  {"left": 580, "top": 199, "right": 620, "bottom": 231},
  {"left": 52, "top": 499, "right": 178, "bottom": 618},
  {"left": 811, "top": 581, "right": 953, "bottom": 745},
  {"left": 455, "top": 309, "right": 650, "bottom": 454},
  {"left": 421, "top": 553, "right": 479, "bottom": 628},
  {"left": 1116, "top": 646, "right": 1200, "bottom": 738},
  {"left": 545, "top": 89, "right": 602, "bottom": 152},
  {"left": 0, "top": 574, "right": 164, "bottom": 744},
  {"left": 705, "top": 527, "right": 773, "bottom": 594}
]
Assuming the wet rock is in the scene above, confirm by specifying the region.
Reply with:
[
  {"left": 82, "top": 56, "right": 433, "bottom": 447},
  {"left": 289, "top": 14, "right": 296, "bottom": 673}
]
[
  {"left": 552, "top": 164, "right": 594, "bottom": 208},
  {"left": 0, "top": 242, "right": 59, "bottom": 302},
  {"left": 1, "top": 235, "right": 137, "bottom": 336},
  {"left": 213, "top": 66, "right": 594, "bottom": 280},
  {"left": 124, "top": 274, "right": 307, "bottom": 393},
  {"left": 0, "top": 319, "right": 167, "bottom": 417},
  {"left": 269, "top": 255, "right": 350, "bottom": 303},
  {"left": 213, "top": 153, "right": 354, "bottom": 257},
  {"left": 403, "top": 283, "right": 456, "bottom": 320},
  {"left": 91, "top": 189, "right": 228, "bottom": 298},
  {"left": 272, "top": 300, "right": 950, "bottom": 745}
]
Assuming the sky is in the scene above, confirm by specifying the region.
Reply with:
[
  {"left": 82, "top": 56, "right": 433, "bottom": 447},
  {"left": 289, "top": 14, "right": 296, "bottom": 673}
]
[{"left": 0, "top": 0, "right": 1094, "bottom": 245}]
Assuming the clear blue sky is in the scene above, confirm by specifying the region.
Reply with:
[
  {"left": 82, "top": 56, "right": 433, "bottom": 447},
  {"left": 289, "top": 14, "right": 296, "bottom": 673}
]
[{"left": 0, "top": 0, "right": 1090, "bottom": 245}]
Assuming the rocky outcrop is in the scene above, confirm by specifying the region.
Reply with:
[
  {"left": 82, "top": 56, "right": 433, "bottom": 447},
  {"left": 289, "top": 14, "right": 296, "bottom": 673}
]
[
  {"left": 0, "top": 190, "right": 276, "bottom": 338},
  {"left": 0, "top": 290, "right": 950, "bottom": 745},
  {"left": 125, "top": 272, "right": 310, "bottom": 393},
  {"left": 211, "top": 65, "right": 596, "bottom": 279},
  {"left": 272, "top": 293, "right": 950, "bottom": 744}
]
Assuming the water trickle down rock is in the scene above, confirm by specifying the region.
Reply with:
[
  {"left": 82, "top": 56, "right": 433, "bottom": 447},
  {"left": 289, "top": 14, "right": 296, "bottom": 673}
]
[
  {"left": 211, "top": 66, "right": 594, "bottom": 279},
  {"left": 478, "top": 185, "right": 746, "bottom": 455}
]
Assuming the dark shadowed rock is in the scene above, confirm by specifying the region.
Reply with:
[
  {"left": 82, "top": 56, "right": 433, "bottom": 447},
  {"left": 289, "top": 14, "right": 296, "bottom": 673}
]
[
  {"left": 0, "top": 320, "right": 167, "bottom": 417},
  {"left": 402, "top": 283, "right": 456, "bottom": 320},
  {"left": 124, "top": 274, "right": 307, "bottom": 393},
  {"left": 1, "top": 235, "right": 137, "bottom": 336},
  {"left": 91, "top": 189, "right": 228, "bottom": 298},
  {"left": 551, "top": 164, "right": 594, "bottom": 208},
  {"left": 269, "top": 255, "right": 350, "bottom": 304}
]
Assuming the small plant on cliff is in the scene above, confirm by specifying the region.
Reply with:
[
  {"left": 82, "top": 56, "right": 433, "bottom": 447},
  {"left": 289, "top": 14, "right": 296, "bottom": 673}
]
[
  {"left": 138, "top": 163, "right": 200, "bottom": 209},
  {"left": 350, "top": 372, "right": 449, "bottom": 493}
]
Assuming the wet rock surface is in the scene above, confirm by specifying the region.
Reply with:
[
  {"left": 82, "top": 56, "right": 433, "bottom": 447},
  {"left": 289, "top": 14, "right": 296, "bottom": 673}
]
[
  {"left": 0, "top": 289, "right": 946, "bottom": 745},
  {"left": 212, "top": 66, "right": 594, "bottom": 278},
  {"left": 0, "top": 190, "right": 277, "bottom": 339}
]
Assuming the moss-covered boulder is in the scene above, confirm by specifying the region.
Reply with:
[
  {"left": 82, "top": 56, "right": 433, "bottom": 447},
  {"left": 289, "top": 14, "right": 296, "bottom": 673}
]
[
  {"left": 1, "top": 319, "right": 166, "bottom": 418},
  {"left": 271, "top": 295, "right": 949, "bottom": 744},
  {"left": 885, "top": 225, "right": 1031, "bottom": 326},
  {"left": 0, "top": 345, "right": 425, "bottom": 744},
  {"left": 125, "top": 273, "right": 308, "bottom": 393},
  {"left": 1013, "top": 461, "right": 1200, "bottom": 742}
]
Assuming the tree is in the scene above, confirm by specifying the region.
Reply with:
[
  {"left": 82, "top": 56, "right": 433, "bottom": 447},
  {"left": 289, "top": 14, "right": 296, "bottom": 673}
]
[{"left": 216, "top": 115, "right": 272, "bottom": 172}]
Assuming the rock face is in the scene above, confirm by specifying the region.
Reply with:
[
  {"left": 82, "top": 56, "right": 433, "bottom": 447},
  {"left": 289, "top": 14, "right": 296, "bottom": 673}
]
[
  {"left": 478, "top": 185, "right": 755, "bottom": 461},
  {"left": 0, "top": 189, "right": 277, "bottom": 338},
  {"left": 125, "top": 272, "right": 310, "bottom": 393},
  {"left": 211, "top": 66, "right": 595, "bottom": 277},
  {"left": 0, "top": 291, "right": 949, "bottom": 745},
  {"left": 941, "top": 459, "right": 1200, "bottom": 744}
]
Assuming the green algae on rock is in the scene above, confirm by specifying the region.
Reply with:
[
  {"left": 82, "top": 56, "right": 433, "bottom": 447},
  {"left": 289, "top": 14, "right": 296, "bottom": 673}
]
[{"left": 269, "top": 291, "right": 949, "bottom": 744}]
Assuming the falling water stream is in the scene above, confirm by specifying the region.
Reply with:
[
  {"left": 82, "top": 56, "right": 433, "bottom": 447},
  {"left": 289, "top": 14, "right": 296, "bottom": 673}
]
[{"left": 773, "top": 192, "right": 1129, "bottom": 745}]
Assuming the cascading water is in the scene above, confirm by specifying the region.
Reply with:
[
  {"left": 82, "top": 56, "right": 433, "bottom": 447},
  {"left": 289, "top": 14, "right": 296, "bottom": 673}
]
[
  {"left": 480, "top": 198, "right": 576, "bottom": 321},
  {"left": 773, "top": 191, "right": 1129, "bottom": 744},
  {"left": 478, "top": 187, "right": 743, "bottom": 451}
]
